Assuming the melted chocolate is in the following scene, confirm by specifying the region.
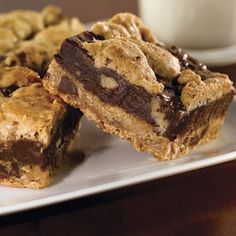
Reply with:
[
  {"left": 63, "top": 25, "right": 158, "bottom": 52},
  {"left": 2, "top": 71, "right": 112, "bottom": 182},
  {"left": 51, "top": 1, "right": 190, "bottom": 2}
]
[{"left": 166, "top": 45, "right": 213, "bottom": 80}]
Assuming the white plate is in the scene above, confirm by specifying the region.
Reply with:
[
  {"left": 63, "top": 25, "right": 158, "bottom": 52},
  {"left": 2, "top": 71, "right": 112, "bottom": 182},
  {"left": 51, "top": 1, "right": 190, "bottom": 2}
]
[
  {"left": 187, "top": 44, "right": 236, "bottom": 67},
  {"left": 0, "top": 98, "right": 236, "bottom": 216}
]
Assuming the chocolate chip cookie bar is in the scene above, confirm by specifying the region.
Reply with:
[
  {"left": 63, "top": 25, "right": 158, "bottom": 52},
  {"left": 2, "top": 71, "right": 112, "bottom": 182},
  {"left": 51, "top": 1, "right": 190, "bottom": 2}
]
[
  {"left": 44, "top": 13, "right": 234, "bottom": 160},
  {"left": 0, "top": 66, "right": 82, "bottom": 188},
  {"left": 0, "top": 5, "right": 84, "bottom": 76},
  {"left": 0, "top": 6, "right": 84, "bottom": 188}
]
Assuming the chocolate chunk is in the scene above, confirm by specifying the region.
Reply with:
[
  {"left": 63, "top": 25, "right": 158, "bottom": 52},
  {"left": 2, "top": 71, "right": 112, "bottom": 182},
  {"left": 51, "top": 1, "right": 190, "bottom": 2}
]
[
  {"left": 0, "top": 140, "right": 44, "bottom": 166},
  {"left": 77, "top": 31, "right": 104, "bottom": 43},
  {"left": 166, "top": 45, "right": 213, "bottom": 80},
  {"left": 0, "top": 85, "right": 18, "bottom": 97},
  {"left": 59, "top": 76, "right": 78, "bottom": 95}
]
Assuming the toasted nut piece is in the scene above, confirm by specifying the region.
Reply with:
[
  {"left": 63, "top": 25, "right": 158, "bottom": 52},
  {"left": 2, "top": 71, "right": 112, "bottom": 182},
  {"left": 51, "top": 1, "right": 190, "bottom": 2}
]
[
  {"left": 100, "top": 75, "right": 118, "bottom": 89},
  {"left": 151, "top": 97, "right": 169, "bottom": 135}
]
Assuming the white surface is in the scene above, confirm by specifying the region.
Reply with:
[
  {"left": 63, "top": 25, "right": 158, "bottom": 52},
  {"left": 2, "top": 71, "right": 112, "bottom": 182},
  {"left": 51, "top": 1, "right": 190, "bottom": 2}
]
[
  {"left": 139, "top": 0, "right": 236, "bottom": 49},
  {"left": 0, "top": 99, "right": 236, "bottom": 216},
  {"left": 188, "top": 44, "right": 236, "bottom": 66}
]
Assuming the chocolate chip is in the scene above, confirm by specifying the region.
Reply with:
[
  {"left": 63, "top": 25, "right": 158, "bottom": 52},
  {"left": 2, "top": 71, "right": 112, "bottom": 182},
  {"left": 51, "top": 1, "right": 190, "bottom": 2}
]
[
  {"left": 58, "top": 76, "right": 78, "bottom": 96},
  {"left": 166, "top": 45, "right": 213, "bottom": 80},
  {"left": 0, "top": 85, "right": 18, "bottom": 97}
]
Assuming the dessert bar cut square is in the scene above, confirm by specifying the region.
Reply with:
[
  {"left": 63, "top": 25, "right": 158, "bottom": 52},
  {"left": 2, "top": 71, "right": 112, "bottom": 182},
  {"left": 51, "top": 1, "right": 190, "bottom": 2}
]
[
  {"left": 0, "top": 5, "right": 84, "bottom": 76},
  {"left": 0, "top": 6, "right": 83, "bottom": 188},
  {"left": 43, "top": 13, "right": 234, "bottom": 160},
  {"left": 0, "top": 66, "right": 82, "bottom": 188}
]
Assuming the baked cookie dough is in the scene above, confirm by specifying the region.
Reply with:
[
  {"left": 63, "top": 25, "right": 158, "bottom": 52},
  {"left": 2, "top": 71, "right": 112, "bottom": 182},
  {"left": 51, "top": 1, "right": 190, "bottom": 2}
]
[{"left": 0, "top": 6, "right": 84, "bottom": 188}]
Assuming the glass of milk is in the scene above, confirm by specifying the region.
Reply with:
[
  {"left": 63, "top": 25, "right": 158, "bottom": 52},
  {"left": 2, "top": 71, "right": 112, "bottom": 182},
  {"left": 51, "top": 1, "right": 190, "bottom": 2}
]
[{"left": 139, "top": 0, "right": 236, "bottom": 49}]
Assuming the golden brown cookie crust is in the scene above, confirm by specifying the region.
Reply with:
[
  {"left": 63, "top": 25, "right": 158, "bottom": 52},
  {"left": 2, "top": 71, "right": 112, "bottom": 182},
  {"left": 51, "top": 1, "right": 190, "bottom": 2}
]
[
  {"left": 83, "top": 38, "right": 164, "bottom": 94},
  {"left": 0, "top": 83, "right": 66, "bottom": 145},
  {"left": 179, "top": 70, "right": 233, "bottom": 111}
]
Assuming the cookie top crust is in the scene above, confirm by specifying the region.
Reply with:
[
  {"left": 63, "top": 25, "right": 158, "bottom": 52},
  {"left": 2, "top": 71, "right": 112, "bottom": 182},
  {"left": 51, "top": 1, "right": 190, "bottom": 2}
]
[
  {"left": 0, "top": 80, "right": 66, "bottom": 146},
  {"left": 0, "top": 66, "right": 40, "bottom": 92},
  {"left": 83, "top": 38, "right": 164, "bottom": 94},
  {"left": 89, "top": 13, "right": 234, "bottom": 111},
  {"left": 0, "top": 6, "right": 84, "bottom": 76},
  {"left": 91, "top": 13, "right": 159, "bottom": 44},
  {"left": 179, "top": 70, "right": 233, "bottom": 111}
]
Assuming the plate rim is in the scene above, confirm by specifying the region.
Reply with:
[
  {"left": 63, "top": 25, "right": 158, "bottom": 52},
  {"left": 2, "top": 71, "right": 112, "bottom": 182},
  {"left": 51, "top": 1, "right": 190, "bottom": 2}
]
[
  {"left": 188, "top": 44, "right": 236, "bottom": 67},
  {"left": 1, "top": 148, "right": 236, "bottom": 216}
]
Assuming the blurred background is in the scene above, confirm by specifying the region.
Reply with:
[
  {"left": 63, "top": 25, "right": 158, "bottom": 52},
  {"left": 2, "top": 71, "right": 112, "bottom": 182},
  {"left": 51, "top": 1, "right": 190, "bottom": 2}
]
[
  {"left": 0, "top": 0, "right": 138, "bottom": 22},
  {"left": 1, "top": 0, "right": 236, "bottom": 68}
]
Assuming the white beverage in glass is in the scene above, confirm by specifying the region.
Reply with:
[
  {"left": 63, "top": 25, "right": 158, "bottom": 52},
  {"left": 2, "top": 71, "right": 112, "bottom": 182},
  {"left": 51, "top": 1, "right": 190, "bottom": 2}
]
[{"left": 139, "top": 0, "right": 236, "bottom": 49}]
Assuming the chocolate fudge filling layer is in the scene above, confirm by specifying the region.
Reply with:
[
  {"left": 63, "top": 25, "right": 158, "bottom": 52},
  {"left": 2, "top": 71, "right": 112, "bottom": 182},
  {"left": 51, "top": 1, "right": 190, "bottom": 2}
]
[
  {"left": 0, "top": 107, "right": 82, "bottom": 176},
  {"left": 166, "top": 92, "right": 233, "bottom": 140},
  {"left": 55, "top": 32, "right": 232, "bottom": 140}
]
